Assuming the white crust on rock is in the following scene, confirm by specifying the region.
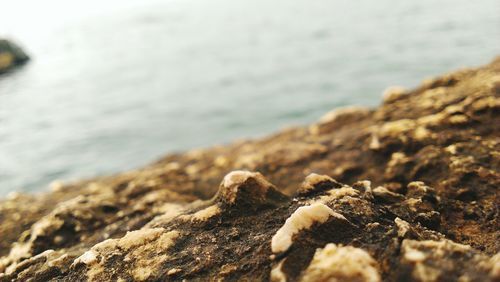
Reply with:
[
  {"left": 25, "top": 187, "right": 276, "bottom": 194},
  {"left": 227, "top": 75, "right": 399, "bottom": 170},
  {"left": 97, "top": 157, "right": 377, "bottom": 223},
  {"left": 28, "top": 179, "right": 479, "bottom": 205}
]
[
  {"left": 190, "top": 205, "right": 221, "bottom": 222},
  {"left": 71, "top": 228, "right": 180, "bottom": 281},
  {"left": 314, "top": 186, "right": 360, "bottom": 204},
  {"left": 401, "top": 239, "right": 474, "bottom": 281},
  {"left": 318, "top": 106, "right": 370, "bottom": 124},
  {"left": 219, "top": 170, "right": 273, "bottom": 204},
  {"left": 395, "top": 217, "right": 411, "bottom": 238},
  {"left": 382, "top": 86, "right": 407, "bottom": 102},
  {"left": 270, "top": 259, "right": 287, "bottom": 282},
  {"left": 300, "top": 243, "right": 380, "bottom": 282},
  {"left": 299, "top": 173, "right": 335, "bottom": 194},
  {"left": 73, "top": 250, "right": 97, "bottom": 266},
  {"left": 271, "top": 203, "right": 346, "bottom": 253}
]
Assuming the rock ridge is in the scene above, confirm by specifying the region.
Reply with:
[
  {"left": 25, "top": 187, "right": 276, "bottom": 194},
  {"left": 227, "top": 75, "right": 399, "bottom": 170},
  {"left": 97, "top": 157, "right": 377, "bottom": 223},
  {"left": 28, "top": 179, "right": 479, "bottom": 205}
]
[{"left": 1, "top": 57, "right": 499, "bottom": 281}]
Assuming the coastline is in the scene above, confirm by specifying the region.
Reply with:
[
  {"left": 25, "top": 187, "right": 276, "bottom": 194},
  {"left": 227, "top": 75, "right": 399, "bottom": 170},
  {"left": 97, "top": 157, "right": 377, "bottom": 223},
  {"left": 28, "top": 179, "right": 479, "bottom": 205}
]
[{"left": 1, "top": 57, "right": 499, "bottom": 281}]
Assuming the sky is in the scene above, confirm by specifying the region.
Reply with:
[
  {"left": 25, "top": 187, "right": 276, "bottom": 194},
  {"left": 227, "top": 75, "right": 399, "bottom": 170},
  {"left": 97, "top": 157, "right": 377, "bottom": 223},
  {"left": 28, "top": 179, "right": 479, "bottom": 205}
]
[{"left": 0, "top": 0, "right": 170, "bottom": 46}]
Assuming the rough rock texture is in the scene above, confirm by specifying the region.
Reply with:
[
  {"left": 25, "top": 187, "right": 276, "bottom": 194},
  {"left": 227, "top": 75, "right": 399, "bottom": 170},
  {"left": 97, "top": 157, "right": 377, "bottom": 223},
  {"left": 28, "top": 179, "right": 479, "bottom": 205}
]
[
  {"left": 0, "top": 39, "right": 29, "bottom": 74},
  {"left": 1, "top": 58, "right": 500, "bottom": 281}
]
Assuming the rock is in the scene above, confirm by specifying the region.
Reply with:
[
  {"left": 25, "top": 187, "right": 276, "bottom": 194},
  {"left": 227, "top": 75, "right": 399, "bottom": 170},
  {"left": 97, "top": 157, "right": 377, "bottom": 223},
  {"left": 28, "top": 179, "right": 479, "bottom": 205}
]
[
  {"left": 1, "top": 57, "right": 500, "bottom": 281},
  {"left": 215, "top": 170, "right": 288, "bottom": 208},
  {"left": 271, "top": 203, "right": 346, "bottom": 254},
  {"left": 0, "top": 39, "right": 30, "bottom": 74},
  {"left": 297, "top": 173, "right": 342, "bottom": 196},
  {"left": 300, "top": 243, "right": 381, "bottom": 282}
]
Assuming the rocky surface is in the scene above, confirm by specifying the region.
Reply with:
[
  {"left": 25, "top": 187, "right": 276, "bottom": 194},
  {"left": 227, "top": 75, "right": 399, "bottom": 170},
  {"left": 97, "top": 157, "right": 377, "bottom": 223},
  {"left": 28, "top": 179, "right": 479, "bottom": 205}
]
[
  {"left": 1, "top": 57, "right": 499, "bottom": 281},
  {"left": 0, "top": 39, "right": 29, "bottom": 74}
]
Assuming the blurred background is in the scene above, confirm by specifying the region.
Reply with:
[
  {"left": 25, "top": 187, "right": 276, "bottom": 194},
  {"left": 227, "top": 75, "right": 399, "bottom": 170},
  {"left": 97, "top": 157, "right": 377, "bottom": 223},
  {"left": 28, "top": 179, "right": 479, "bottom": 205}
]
[{"left": 0, "top": 0, "right": 499, "bottom": 194}]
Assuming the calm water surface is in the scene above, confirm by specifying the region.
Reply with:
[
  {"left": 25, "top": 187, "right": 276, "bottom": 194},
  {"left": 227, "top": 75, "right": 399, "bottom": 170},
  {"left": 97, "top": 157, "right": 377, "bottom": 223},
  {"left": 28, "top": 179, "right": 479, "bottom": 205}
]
[{"left": 0, "top": 0, "right": 499, "bottom": 194}]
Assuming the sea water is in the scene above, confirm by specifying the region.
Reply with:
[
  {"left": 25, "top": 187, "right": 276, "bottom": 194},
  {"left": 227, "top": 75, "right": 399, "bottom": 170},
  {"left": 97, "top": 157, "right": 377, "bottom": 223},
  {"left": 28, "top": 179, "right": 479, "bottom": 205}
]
[{"left": 0, "top": 0, "right": 499, "bottom": 194}]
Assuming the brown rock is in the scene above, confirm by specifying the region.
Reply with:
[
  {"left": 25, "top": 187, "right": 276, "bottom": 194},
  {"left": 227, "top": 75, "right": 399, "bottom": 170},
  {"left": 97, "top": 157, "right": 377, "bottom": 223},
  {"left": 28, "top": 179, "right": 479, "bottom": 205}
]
[{"left": 1, "top": 57, "right": 500, "bottom": 281}]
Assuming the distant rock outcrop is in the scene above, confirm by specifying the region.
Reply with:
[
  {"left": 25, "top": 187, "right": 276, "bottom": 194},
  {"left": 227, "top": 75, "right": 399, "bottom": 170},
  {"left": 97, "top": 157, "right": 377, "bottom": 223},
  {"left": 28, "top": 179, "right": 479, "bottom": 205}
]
[
  {"left": 0, "top": 39, "right": 30, "bottom": 74},
  {"left": 0, "top": 57, "right": 499, "bottom": 281}
]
